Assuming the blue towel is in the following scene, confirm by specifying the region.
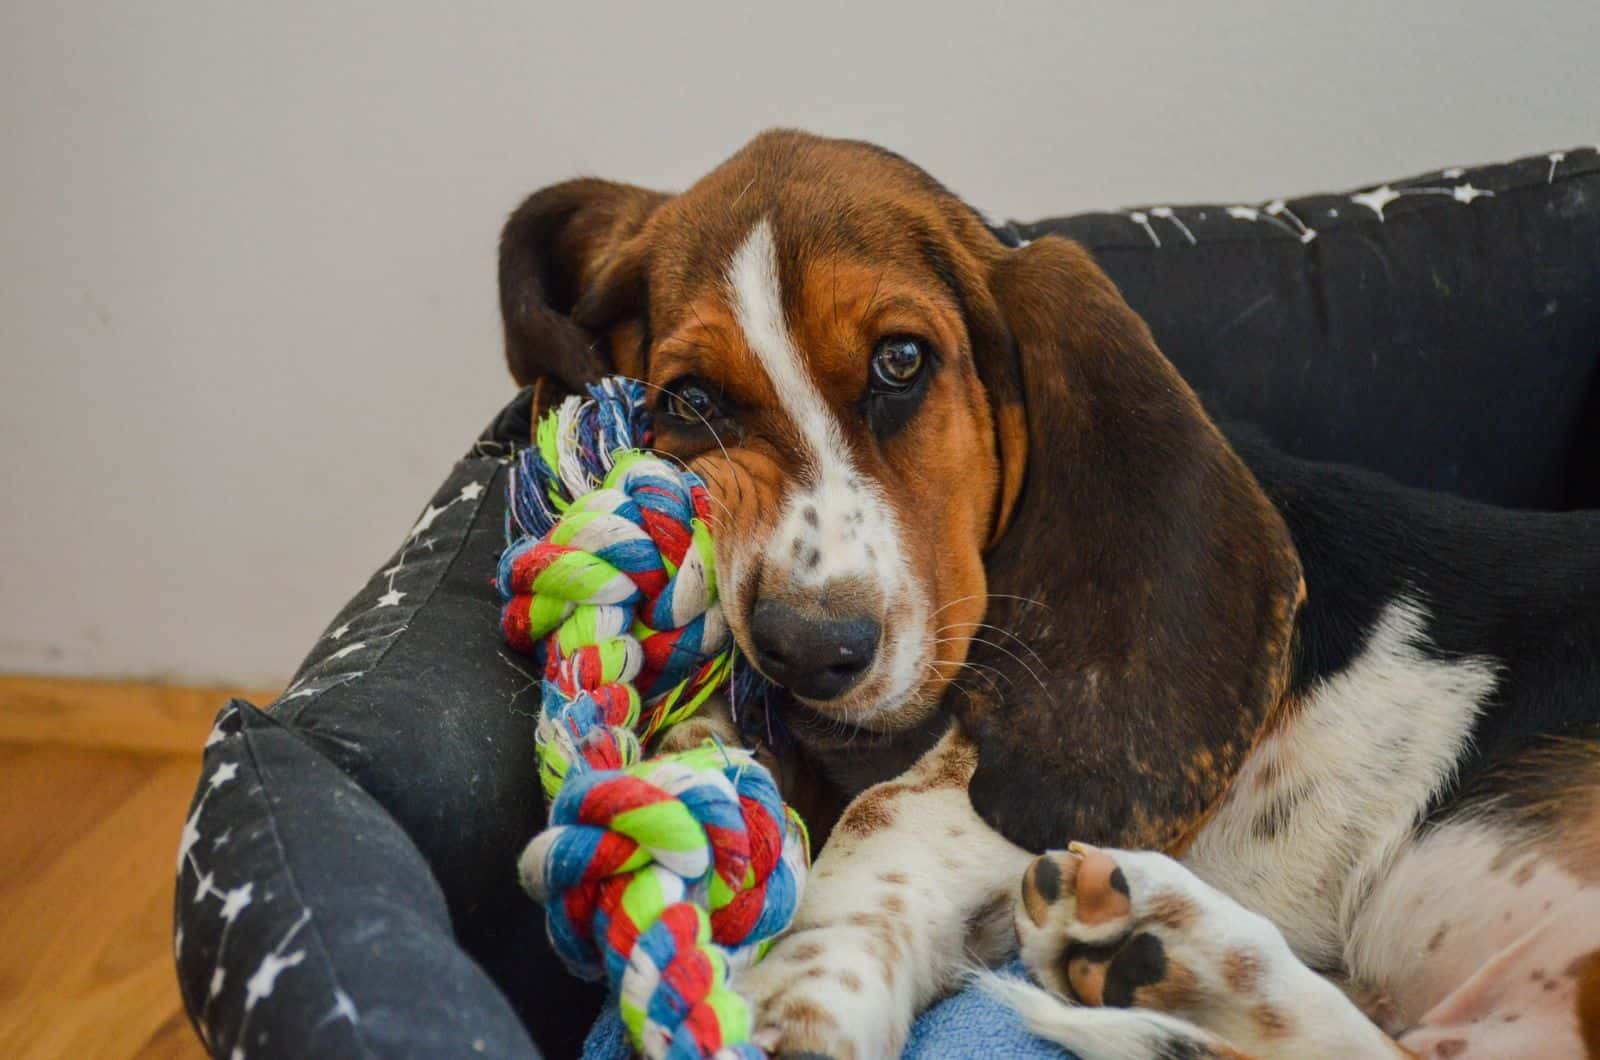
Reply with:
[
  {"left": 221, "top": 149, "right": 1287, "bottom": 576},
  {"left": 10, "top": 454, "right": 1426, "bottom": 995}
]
[{"left": 582, "top": 960, "right": 1075, "bottom": 1058}]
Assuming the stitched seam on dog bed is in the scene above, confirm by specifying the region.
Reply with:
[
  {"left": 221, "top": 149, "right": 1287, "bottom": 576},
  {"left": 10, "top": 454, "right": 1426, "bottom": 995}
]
[
  {"left": 339, "top": 459, "right": 502, "bottom": 685},
  {"left": 273, "top": 458, "right": 502, "bottom": 725},
  {"left": 232, "top": 720, "right": 382, "bottom": 1060},
  {"left": 1022, "top": 158, "right": 1600, "bottom": 251}
]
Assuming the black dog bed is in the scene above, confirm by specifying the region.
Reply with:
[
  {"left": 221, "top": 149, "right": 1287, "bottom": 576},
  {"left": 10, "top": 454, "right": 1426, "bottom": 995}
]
[{"left": 174, "top": 146, "right": 1600, "bottom": 1058}]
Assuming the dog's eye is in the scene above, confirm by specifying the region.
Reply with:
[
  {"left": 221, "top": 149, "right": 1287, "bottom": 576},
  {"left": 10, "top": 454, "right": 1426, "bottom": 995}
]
[
  {"left": 864, "top": 336, "right": 934, "bottom": 439},
  {"left": 871, "top": 336, "right": 927, "bottom": 391},
  {"left": 666, "top": 379, "right": 721, "bottom": 424}
]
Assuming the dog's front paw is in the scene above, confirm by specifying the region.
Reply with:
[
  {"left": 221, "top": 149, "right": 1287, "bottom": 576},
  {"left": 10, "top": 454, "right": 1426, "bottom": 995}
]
[
  {"left": 1015, "top": 843, "right": 1299, "bottom": 1017},
  {"left": 737, "top": 923, "right": 910, "bottom": 1060},
  {"left": 1011, "top": 842, "right": 1404, "bottom": 1058},
  {"left": 650, "top": 694, "right": 741, "bottom": 756}
]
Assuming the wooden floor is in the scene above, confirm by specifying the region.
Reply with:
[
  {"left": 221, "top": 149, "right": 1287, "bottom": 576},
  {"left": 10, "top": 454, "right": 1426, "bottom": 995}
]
[{"left": 0, "top": 676, "right": 276, "bottom": 1060}]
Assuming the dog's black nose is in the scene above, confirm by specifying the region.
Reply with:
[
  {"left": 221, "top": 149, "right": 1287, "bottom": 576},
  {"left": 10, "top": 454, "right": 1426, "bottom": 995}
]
[{"left": 749, "top": 599, "right": 880, "bottom": 701}]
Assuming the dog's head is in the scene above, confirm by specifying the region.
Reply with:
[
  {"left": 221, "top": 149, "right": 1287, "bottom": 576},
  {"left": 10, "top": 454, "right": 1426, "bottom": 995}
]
[{"left": 501, "top": 130, "right": 1303, "bottom": 850}]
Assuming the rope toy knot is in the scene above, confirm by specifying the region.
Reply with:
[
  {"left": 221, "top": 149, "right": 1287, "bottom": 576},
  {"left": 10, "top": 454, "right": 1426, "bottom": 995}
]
[
  {"left": 498, "top": 448, "right": 731, "bottom": 795},
  {"left": 498, "top": 378, "right": 808, "bottom": 1060}
]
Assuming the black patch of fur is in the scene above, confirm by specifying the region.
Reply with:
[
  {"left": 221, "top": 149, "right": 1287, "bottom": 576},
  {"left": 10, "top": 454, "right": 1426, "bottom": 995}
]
[
  {"left": 1226, "top": 423, "right": 1600, "bottom": 820},
  {"left": 1251, "top": 779, "right": 1317, "bottom": 841}
]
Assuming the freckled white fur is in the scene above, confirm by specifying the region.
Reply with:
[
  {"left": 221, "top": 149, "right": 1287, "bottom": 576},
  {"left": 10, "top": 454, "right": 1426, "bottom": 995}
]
[
  {"left": 1399, "top": 886, "right": 1600, "bottom": 1057},
  {"left": 726, "top": 219, "right": 926, "bottom": 711},
  {"left": 737, "top": 730, "right": 1029, "bottom": 1056},
  {"left": 1346, "top": 817, "right": 1589, "bottom": 1022},
  {"left": 1185, "top": 596, "right": 1498, "bottom": 967}
]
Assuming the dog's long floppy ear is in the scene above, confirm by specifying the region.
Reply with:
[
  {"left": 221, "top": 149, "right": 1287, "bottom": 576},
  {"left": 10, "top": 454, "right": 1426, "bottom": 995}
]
[
  {"left": 960, "top": 235, "right": 1304, "bottom": 855},
  {"left": 498, "top": 178, "right": 669, "bottom": 396}
]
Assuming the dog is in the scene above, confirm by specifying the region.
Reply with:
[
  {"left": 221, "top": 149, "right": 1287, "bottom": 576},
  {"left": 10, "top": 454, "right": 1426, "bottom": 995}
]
[{"left": 499, "top": 130, "right": 1600, "bottom": 1058}]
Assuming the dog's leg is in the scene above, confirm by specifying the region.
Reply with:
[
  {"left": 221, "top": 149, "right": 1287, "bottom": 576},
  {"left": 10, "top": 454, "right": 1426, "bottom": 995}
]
[
  {"left": 1009, "top": 844, "right": 1404, "bottom": 1059},
  {"left": 737, "top": 726, "right": 1030, "bottom": 1059},
  {"left": 649, "top": 694, "right": 742, "bottom": 755}
]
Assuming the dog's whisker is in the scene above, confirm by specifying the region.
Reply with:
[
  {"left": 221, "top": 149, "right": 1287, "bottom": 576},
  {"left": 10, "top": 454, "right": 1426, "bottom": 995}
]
[
  {"left": 861, "top": 265, "right": 888, "bottom": 321},
  {"left": 934, "top": 621, "right": 1049, "bottom": 668},
  {"left": 657, "top": 336, "right": 718, "bottom": 357},
  {"left": 682, "top": 461, "right": 742, "bottom": 525},
  {"left": 651, "top": 445, "right": 739, "bottom": 521},
  {"left": 688, "top": 300, "right": 713, "bottom": 335},
  {"left": 926, "top": 651, "right": 1015, "bottom": 690},
  {"left": 932, "top": 663, "right": 1015, "bottom": 695},
  {"left": 931, "top": 593, "right": 1055, "bottom": 619},
  {"left": 961, "top": 635, "right": 1054, "bottom": 701},
  {"left": 921, "top": 659, "right": 975, "bottom": 699},
  {"left": 831, "top": 256, "right": 842, "bottom": 333},
  {"left": 928, "top": 657, "right": 1007, "bottom": 699}
]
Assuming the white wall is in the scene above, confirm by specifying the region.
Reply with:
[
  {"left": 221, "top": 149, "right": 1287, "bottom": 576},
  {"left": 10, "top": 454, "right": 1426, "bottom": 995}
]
[{"left": 3, "top": 1, "right": 1595, "bottom": 687}]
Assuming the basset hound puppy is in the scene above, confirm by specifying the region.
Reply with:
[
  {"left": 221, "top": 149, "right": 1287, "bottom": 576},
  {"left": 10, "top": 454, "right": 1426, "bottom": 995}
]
[{"left": 499, "top": 130, "right": 1600, "bottom": 1059}]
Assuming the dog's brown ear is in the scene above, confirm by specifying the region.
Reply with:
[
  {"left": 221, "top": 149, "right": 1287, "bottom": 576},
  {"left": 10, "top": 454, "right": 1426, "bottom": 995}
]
[
  {"left": 498, "top": 178, "right": 669, "bottom": 394},
  {"left": 960, "top": 235, "right": 1304, "bottom": 854}
]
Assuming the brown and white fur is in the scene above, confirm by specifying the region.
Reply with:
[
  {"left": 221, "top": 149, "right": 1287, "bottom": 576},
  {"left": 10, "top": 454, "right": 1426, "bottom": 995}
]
[{"left": 500, "top": 130, "right": 1600, "bottom": 1059}]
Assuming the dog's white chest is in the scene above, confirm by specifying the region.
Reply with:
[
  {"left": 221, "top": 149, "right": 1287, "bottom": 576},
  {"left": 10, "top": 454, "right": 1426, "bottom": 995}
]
[{"left": 1183, "top": 598, "right": 1498, "bottom": 968}]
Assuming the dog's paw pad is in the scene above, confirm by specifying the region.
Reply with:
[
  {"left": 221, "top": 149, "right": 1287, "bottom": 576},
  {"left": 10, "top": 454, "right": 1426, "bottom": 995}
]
[
  {"left": 1017, "top": 845, "right": 1293, "bottom": 1020},
  {"left": 1068, "top": 841, "right": 1135, "bottom": 925},
  {"left": 1020, "top": 842, "right": 1133, "bottom": 937}
]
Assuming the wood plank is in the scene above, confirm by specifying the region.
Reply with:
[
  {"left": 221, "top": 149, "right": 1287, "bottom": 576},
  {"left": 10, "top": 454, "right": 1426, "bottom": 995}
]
[
  {"left": 0, "top": 675, "right": 279, "bottom": 756},
  {"left": 134, "top": 1011, "right": 204, "bottom": 1058},
  {"left": 0, "top": 746, "right": 206, "bottom": 1059}
]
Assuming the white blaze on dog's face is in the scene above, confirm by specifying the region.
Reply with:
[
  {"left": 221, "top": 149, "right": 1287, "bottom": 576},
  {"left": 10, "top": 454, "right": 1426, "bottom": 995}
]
[
  {"left": 617, "top": 134, "right": 1015, "bottom": 743},
  {"left": 723, "top": 220, "right": 925, "bottom": 721}
]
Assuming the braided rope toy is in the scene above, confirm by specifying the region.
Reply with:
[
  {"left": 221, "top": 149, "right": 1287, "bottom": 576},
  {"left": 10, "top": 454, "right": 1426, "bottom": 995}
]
[{"left": 497, "top": 378, "right": 809, "bottom": 1059}]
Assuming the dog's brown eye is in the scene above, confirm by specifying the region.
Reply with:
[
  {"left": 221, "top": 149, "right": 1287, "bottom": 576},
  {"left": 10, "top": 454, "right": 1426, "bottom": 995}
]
[
  {"left": 667, "top": 380, "right": 719, "bottom": 424},
  {"left": 871, "top": 336, "right": 926, "bottom": 390}
]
